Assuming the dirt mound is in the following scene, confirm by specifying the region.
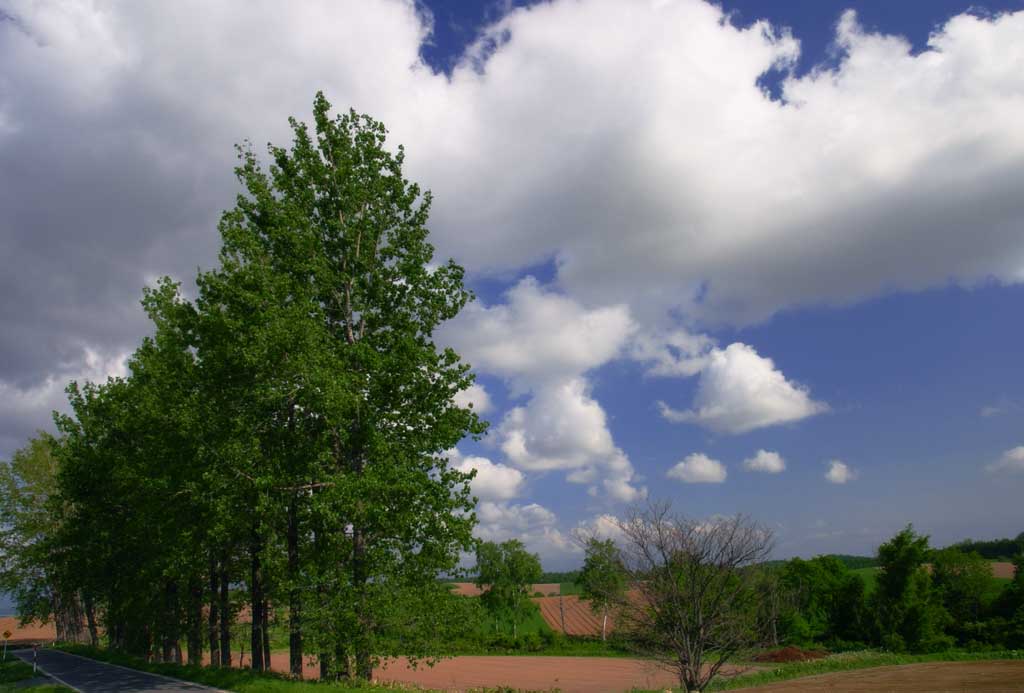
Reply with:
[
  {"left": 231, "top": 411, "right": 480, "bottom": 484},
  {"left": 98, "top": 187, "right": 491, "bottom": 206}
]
[{"left": 751, "top": 646, "right": 828, "bottom": 663}]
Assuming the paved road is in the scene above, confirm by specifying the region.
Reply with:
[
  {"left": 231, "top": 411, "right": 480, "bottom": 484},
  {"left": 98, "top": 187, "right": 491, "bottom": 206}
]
[{"left": 13, "top": 648, "right": 222, "bottom": 692}]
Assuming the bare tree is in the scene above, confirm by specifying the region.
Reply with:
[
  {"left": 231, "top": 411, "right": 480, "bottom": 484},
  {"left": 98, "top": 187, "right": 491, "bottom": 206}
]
[{"left": 615, "top": 502, "right": 774, "bottom": 692}]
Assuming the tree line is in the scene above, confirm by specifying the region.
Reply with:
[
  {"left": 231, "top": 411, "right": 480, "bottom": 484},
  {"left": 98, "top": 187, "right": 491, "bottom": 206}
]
[{"left": 0, "top": 93, "right": 486, "bottom": 680}]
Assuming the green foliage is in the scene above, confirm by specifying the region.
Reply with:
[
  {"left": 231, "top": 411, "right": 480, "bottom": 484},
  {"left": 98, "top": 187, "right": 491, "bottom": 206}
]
[
  {"left": 778, "top": 555, "right": 868, "bottom": 647},
  {"left": 949, "top": 536, "right": 1024, "bottom": 561},
  {"left": 12, "top": 92, "right": 487, "bottom": 679},
  {"left": 0, "top": 433, "right": 62, "bottom": 623},
  {"left": 537, "top": 571, "right": 580, "bottom": 583},
  {"left": 872, "top": 525, "right": 952, "bottom": 652},
  {"left": 474, "top": 540, "right": 543, "bottom": 638},
  {"left": 825, "top": 554, "right": 880, "bottom": 570},
  {"left": 578, "top": 538, "right": 627, "bottom": 641}
]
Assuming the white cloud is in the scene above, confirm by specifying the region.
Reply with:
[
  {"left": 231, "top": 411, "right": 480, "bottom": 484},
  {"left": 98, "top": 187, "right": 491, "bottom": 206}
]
[
  {"left": 453, "top": 383, "right": 492, "bottom": 414},
  {"left": 574, "top": 513, "right": 625, "bottom": 543},
  {"left": 825, "top": 459, "right": 856, "bottom": 484},
  {"left": 630, "top": 328, "right": 715, "bottom": 377},
  {"left": 448, "top": 449, "right": 524, "bottom": 501},
  {"left": 474, "top": 500, "right": 577, "bottom": 564},
  {"left": 987, "top": 446, "right": 1024, "bottom": 474},
  {"left": 6, "top": 0, "right": 1024, "bottom": 475},
  {"left": 497, "top": 378, "right": 645, "bottom": 502},
  {"left": 743, "top": 449, "right": 786, "bottom": 473},
  {"left": 0, "top": 346, "right": 129, "bottom": 455},
  {"left": 659, "top": 343, "right": 827, "bottom": 434},
  {"left": 440, "top": 277, "right": 633, "bottom": 391},
  {"left": 667, "top": 453, "right": 727, "bottom": 483}
]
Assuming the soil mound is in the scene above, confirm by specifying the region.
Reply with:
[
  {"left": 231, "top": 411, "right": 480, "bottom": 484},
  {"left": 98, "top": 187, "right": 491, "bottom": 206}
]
[{"left": 751, "top": 646, "right": 828, "bottom": 663}]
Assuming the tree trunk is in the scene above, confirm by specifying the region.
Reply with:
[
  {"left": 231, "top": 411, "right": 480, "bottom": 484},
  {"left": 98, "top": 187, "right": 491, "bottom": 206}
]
[
  {"left": 287, "top": 496, "right": 303, "bottom": 677},
  {"left": 219, "top": 564, "right": 231, "bottom": 665},
  {"left": 352, "top": 525, "right": 372, "bottom": 680},
  {"left": 208, "top": 556, "right": 220, "bottom": 666},
  {"left": 83, "top": 592, "right": 99, "bottom": 647},
  {"left": 187, "top": 575, "right": 204, "bottom": 665},
  {"left": 602, "top": 610, "right": 607, "bottom": 642},
  {"left": 250, "top": 523, "right": 265, "bottom": 673},
  {"left": 262, "top": 598, "right": 271, "bottom": 671}
]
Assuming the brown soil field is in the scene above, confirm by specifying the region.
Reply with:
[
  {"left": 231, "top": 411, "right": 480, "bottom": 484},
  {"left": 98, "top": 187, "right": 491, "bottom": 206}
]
[
  {"left": 249, "top": 652, "right": 746, "bottom": 692},
  {"left": 992, "top": 562, "right": 1016, "bottom": 579},
  {"left": 448, "top": 583, "right": 561, "bottom": 597},
  {"left": 750, "top": 646, "right": 828, "bottom": 663},
  {"left": 738, "top": 660, "right": 1024, "bottom": 691},
  {"left": 534, "top": 595, "right": 612, "bottom": 637},
  {"left": 0, "top": 616, "right": 56, "bottom": 645}
]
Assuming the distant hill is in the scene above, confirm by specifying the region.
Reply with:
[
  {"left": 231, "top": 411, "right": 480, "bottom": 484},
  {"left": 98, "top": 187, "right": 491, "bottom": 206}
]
[{"left": 947, "top": 534, "right": 1024, "bottom": 560}]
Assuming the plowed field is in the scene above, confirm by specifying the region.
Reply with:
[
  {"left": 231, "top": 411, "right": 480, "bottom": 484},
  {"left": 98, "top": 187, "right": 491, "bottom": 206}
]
[
  {"left": 255, "top": 652, "right": 747, "bottom": 692},
  {"left": 738, "top": 660, "right": 1024, "bottom": 691},
  {"left": 535, "top": 594, "right": 613, "bottom": 636}
]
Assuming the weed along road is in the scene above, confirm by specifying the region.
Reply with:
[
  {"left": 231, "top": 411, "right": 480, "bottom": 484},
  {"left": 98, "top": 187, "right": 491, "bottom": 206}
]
[{"left": 14, "top": 648, "right": 222, "bottom": 692}]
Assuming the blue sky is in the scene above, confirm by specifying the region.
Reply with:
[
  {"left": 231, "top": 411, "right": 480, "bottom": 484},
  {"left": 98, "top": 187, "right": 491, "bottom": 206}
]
[{"left": 2, "top": 0, "right": 1023, "bottom": 568}]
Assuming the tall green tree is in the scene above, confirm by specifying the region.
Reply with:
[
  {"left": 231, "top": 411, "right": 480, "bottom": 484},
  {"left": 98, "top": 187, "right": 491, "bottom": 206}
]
[
  {"left": 0, "top": 432, "right": 91, "bottom": 643},
  {"left": 195, "top": 92, "right": 485, "bottom": 679},
  {"left": 872, "top": 525, "right": 951, "bottom": 652},
  {"left": 578, "top": 538, "right": 626, "bottom": 641},
  {"left": 475, "top": 539, "right": 543, "bottom": 638},
  {"left": 778, "top": 555, "right": 867, "bottom": 646}
]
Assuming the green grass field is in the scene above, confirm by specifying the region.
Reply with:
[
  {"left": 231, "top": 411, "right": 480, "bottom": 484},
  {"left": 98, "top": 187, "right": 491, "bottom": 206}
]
[{"left": 852, "top": 564, "right": 1011, "bottom": 597}]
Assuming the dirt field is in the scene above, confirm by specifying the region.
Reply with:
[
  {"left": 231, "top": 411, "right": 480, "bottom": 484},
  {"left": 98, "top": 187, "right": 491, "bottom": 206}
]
[
  {"left": 535, "top": 594, "right": 612, "bottom": 637},
  {"left": 448, "top": 582, "right": 561, "bottom": 597},
  {"left": 738, "top": 660, "right": 1024, "bottom": 691},
  {"left": 992, "top": 562, "right": 1016, "bottom": 579},
  {"left": 251, "top": 652, "right": 737, "bottom": 692},
  {"left": 0, "top": 616, "right": 56, "bottom": 645}
]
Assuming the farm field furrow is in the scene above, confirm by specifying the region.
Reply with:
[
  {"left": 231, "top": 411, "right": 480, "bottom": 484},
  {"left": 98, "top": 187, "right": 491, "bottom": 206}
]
[{"left": 734, "top": 660, "right": 1024, "bottom": 691}]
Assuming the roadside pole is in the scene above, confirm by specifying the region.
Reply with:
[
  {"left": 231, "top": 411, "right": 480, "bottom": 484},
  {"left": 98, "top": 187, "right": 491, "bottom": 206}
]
[
  {"left": 1, "top": 629, "right": 9, "bottom": 661},
  {"left": 32, "top": 643, "right": 38, "bottom": 673}
]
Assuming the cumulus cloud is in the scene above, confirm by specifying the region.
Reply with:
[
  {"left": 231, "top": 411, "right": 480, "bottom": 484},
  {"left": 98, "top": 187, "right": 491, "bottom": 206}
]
[
  {"left": 440, "top": 277, "right": 633, "bottom": 391},
  {"left": 667, "top": 453, "right": 727, "bottom": 483},
  {"left": 474, "top": 500, "right": 576, "bottom": 564},
  {"left": 630, "top": 328, "right": 715, "bottom": 377},
  {"left": 448, "top": 449, "right": 524, "bottom": 501},
  {"left": 497, "top": 378, "right": 645, "bottom": 502},
  {"left": 743, "top": 449, "right": 786, "bottom": 473},
  {"left": 986, "top": 446, "right": 1024, "bottom": 474},
  {"left": 6, "top": 0, "right": 1024, "bottom": 456},
  {"left": 574, "top": 513, "right": 625, "bottom": 543},
  {"left": 659, "top": 343, "right": 827, "bottom": 434},
  {"left": 453, "top": 383, "right": 492, "bottom": 414},
  {"left": 0, "top": 346, "right": 129, "bottom": 456},
  {"left": 825, "top": 460, "right": 856, "bottom": 484}
]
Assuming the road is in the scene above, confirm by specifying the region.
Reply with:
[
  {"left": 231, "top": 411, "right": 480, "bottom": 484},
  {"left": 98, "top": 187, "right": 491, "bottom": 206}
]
[{"left": 13, "top": 648, "right": 222, "bottom": 692}]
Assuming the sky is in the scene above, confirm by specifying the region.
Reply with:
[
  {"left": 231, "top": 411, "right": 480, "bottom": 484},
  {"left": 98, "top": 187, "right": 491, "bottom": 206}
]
[{"left": 2, "top": 0, "right": 1023, "bottom": 569}]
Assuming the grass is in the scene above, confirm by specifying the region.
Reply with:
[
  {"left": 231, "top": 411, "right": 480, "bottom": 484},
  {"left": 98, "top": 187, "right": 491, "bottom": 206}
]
[
  {"left": 0, "top": 657, "right": 68, "bottom": 692},
  {"left": 851, "top": 564, "right": 1012, "bottom": 597},
  {"left": 56, "top": 644, "right": 442, "bottom": 692},
  {"left": 559, "top": 582, "right": 583, "bottom": 596},
  {"left": 631, "top": 648, "right": 1024, "bottom": 692}
]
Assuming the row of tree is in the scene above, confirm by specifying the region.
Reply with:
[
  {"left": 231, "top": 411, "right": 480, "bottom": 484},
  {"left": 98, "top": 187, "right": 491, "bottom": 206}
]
[
  {"left": 771, "top": 528, "right": 1024, "bottom": 653},
  {"left": 0, "top": 93, "right": 487, "bottom": 680}
]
